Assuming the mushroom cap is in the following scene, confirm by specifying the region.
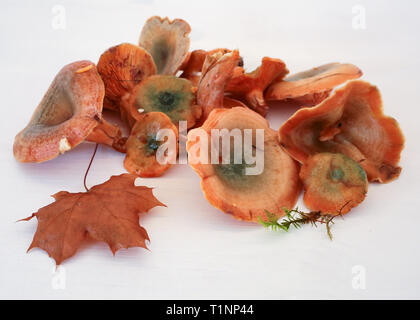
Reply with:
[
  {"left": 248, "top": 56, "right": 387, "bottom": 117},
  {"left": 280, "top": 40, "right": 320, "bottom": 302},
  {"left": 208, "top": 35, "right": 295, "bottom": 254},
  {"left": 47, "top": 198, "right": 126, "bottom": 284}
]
[
  {"left": 187, "top": 107, "right": 301, "bottom": 223},
  {"left": 97, "top": 43, "right": 156, "bottom": 112},
  {"left": 279, "top": 80, "right": 405, "bottom": 183},
  {"left": 14, "top": 61, "right": 105, "bottom": 163},
  {"left": 139, "top": 16, "right": 191, "bottom": 75},
  {"left": 180, "top": 49, "right": 207, "bottom": 86},
  {"left": 124, "top": 112, "right": 178, "bottom": 177},
  {"left": 226, "top": 57, "right": 289, "bottom": 115},
  {"left": 300, "top": 153, "right": 368, "bottom": 215},
  {"left": 197, "top": 50, "right": 240, "bottom": 120},
  {"left": 265, "top": 63, "right": 362, "bottom": 104},
  {"left": 128, "top": 75, "right": 201, "bottom": 128}
]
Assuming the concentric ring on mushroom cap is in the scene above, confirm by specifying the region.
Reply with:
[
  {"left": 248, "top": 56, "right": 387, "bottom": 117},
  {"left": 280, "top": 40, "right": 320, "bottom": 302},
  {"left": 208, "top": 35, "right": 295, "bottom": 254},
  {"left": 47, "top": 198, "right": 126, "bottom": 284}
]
[
  {"left": 300, "top": 153, "right": 368, "bottom": 215},
  {"left": 225, "top": 57, "right": 289, "bottom": 116},
  {"left": 139, "top": 16, "right": 191, "bottom": 75},
  {"left": 97, "top": 43, "right": 156, "bottom": 114},
  {"left": 279, "top": 80, "right": 405, "bottom": 183},
  {"left": 124, "top": 112, "right": 178, "bottom": 178},
  {"left": 13, "top": 61, "right": 105, "bottom": 163},
  {"left": 128, "top": 75, "right": 201, "bottom": 129},
  {"left": 265, "top": 63, "right": 362, "bottom": 105},
  {"left": 187, "top": 107, "right": 301, "bottom": 223}
]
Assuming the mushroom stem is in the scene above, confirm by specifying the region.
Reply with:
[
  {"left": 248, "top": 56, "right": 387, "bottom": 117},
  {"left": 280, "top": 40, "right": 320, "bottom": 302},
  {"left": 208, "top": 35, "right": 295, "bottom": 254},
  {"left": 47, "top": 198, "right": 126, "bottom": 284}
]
[{"left": 86, "top": 118, "right": 127, "bottom": 153}]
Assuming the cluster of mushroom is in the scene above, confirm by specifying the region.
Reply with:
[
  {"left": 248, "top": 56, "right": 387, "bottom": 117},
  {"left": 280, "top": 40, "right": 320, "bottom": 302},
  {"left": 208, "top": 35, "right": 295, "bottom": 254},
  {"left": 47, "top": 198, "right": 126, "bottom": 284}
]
[{"left": 13, "top": 16, "right": 405, "bottom": 223}]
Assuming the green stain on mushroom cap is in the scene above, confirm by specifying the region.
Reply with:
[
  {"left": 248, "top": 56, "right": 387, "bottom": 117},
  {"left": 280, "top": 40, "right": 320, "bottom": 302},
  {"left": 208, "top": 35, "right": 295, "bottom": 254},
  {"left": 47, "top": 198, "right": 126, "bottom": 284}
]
[
  {"left": 213, "top": 150, "right": 264, "bottom": 190},
  {"left": 330, "top": 167, "right": 344, "bottom": 181},
  {"left": 214, "top": 162, "right": 260, "bottom": 190},
  {"left": 305, "top": 152, "right": 368, "bottom": 201},
  {"left": 144, "top": 134, "right": 161, "bottom": 156},
  {"left": 134, "top": 75, "right": 194, "bottom": 124},
  {"left": 151, "top": 38, "right": 172, "bottom": 74},
  {"left": 301, "top": 152, "right": 368, "bottom": 214}
]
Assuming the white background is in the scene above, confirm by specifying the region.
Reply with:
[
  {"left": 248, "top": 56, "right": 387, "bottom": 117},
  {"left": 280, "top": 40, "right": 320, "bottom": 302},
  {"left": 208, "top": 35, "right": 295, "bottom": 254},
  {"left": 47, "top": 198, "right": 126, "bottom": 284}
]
[{"left": 1, "top": 0, "right": 419, "bottom": 299}]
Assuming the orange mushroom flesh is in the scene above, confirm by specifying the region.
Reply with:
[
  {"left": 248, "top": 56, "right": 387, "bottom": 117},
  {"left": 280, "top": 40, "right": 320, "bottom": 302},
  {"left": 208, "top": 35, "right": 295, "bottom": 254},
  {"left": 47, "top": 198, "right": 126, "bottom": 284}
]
[
  {"left": 265, "top": 63, "right": 362, "bottom": 106},
  {"left": 226, "top": 57, "right": 289, "bottom": 116},
  {"left": 139, "top": 16, "right": 191, "bottom": 75},
  {"left": 124, "top": 112, "right": 178, "bottom": 177},
  {"left": 279, "top": 80, "right": 405, "bottom": 183},
  {"left": 13, "top": 61, "right": 125, "bottom": 163},
  {"left": 187, "top": 107, "right": 301, "bottom": 223},
  {"left": 128, "top": 75, "right": 201, "bottom": 129},
  {"left": 97, "top": 43, "right": 156, "bottom": 121},
  {"left": 197, "top": 50, "right": 240, "bottom": 121},
  {"left": 300, "top": 153, "right": 368, "bottom": 215}
]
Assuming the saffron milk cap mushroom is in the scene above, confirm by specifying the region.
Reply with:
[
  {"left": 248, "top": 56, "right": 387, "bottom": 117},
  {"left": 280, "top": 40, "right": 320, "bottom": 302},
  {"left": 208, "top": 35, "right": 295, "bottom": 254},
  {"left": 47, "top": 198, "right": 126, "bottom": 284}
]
[
  {"left": 187, "top": 107, "right": 301, "bottom": 222},
  {"left": 279, "top": 80, "right": 405, "bottom": 183},
  {"left": 14, "top": 61, "right": 124, "bottom": 163},
  {"left": 266, "top": 63, "right": 362, "bottom": 106},
  {"left": 97, "top": 43, "right": 156, "bottom": 122},
  {"left": 124, "top": 112, "right": 178, "bottom": 177},
  {"left": 139, "top": 16, "right": 191, "bottom": 75},
  {"left": 300, "top": 153, "right": 368, "bottom": 215}
]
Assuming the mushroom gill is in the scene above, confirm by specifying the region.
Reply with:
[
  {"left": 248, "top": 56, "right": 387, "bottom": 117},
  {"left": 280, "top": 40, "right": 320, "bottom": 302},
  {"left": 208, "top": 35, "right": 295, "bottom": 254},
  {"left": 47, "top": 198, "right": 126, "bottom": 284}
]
[{"left": 196, "top": 50, "right": 240, "bottom": 121}]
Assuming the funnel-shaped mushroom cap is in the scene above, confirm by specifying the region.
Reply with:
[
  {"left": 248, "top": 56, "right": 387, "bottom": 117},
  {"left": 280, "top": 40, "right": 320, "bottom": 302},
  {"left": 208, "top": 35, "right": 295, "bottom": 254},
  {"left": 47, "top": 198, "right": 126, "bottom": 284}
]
[
  {"left": 300, "top": 153, "right": 368, "bottom": 215},
  {"left": 14, "top": 61, "right": 110, "bottom": 163},
  {"left": 266, "top": 63, "right": 362, "bottom": 105},
  {"left": 124, "top": 112, "right": 178, "bottom": 177},
  {"left": 139, "top": 16, "right": 191, "bottom": 75},
  {"left": 128, "top": 75, "right": 201, "bottom": 129},
  {"left": 226, "top": 57, "right": 288, "bottom": 116},
  {"left": 279, "top": 80, "right": 404, "bottom": 183},
  {"left": 97, "top": 43, "right": 156, "bottom": 113},
  {"left": 187, "top": 107, "right": 301, "bottom": 223},
  {"left": 197, "top": 50, "right": 240, "bottom": 121}
]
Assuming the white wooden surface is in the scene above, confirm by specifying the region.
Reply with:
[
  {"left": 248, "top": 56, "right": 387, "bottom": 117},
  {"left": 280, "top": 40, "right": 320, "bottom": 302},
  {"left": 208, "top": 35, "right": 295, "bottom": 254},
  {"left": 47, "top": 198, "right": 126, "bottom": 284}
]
[{"left": 0, "top": 0, "right": 419, "bottom": 299}]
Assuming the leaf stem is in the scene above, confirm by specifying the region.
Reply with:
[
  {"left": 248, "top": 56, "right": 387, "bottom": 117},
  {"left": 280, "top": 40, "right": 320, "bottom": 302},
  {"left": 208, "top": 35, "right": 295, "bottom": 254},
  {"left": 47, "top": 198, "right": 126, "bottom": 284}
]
[{"left": 84, "top": 143, "right": 99, "bottom": 192}]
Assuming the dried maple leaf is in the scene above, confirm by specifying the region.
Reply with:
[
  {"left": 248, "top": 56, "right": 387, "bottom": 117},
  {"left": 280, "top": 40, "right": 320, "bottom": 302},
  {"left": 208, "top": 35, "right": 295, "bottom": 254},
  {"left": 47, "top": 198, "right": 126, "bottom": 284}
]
[{"left": 22, "top": 174, "right": 165, "bottom": 265}]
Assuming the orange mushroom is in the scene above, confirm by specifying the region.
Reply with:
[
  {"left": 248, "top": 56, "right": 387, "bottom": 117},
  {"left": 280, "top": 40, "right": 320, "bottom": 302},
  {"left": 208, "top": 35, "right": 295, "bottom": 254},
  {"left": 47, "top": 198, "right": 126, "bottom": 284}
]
[
  {"left": 180, "top": 49, "right": 207, "bottom": 86},
  {"left": 187, "top": 107, "right": 301, "bottom": 223},
  {"left": 266, "top": 63, "right": 362, "bottom": 106},
  {"left": 197, "top": 50, "right": 240, "bottom": 121},
  {"left": 180, "top": 48, "right": 241, "bottom": 86},
  {"left": 226, "top": 57, "right": 289, "bottom": 116},
  {"left": 139, "top": 16, "right": 191, "bottom": 75},
  {"left": 128, "top": 75, "right": 201, "bottom": 129},
  {"left": 300, "top": 153, "right": 368, "bottom": 215},
  {"left": 279, "top": 80, "right": 405, "bottom": 183},
  {"left": 14, "top": 61, "right": 125, "bottom": 163},
  {"left": 124, "top": 112, "right": 178, "bottom": 177},
  {"left": 97, "top": 43, "right": 156, "bottom": 123}
]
